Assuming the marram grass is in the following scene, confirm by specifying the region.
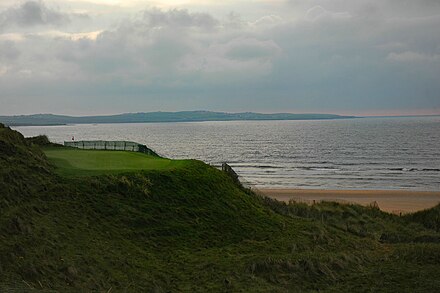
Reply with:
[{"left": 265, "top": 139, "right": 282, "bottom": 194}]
[{"left": 1, "top": 123, "right": 440, "bottom": 292}]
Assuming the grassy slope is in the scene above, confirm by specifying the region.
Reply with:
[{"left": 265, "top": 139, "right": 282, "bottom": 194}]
[
  {"left": 1, "top": 124, "right": 440, "bottom": 292},
  {"left": 43, "top": 147, "right": 189, "bottom": 176}
]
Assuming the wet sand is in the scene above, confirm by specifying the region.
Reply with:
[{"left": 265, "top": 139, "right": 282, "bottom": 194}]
[{"left": 258, "top": 189, "right": 440, "bottom": 214}]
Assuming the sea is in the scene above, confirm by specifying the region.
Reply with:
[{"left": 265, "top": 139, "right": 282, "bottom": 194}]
[{"left": 12, "top": 116, "right": 440, "bottom": 191}]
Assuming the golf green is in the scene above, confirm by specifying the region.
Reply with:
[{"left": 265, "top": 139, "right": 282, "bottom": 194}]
[{"left": 44, "top": 147, "right": 190, "bottom": 176}]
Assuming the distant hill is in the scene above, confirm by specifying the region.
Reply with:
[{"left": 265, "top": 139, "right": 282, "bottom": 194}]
[{"left": 0, "top": 111, "right": 357, "bottom": 126}]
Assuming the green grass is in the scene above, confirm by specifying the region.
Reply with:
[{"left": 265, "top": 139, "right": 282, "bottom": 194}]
[
  {"left": 2, "top": 124, "right": 440, "bottom": 292},
  {"left": 43, "top": 147, "right": 190, "bottom": 176}
]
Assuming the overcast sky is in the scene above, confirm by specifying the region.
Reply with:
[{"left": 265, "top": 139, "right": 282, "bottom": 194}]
[{"left": 0, "top": 0, "right": 439, "bottom": 116}]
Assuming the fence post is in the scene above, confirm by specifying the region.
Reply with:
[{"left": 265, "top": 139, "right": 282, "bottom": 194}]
[{"left": 222, "top": 163, "right": 242, "bottom": 187}]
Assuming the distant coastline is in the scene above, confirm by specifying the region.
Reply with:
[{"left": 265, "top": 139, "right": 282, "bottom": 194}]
[
  {"left": 0, "top": 111, "right": 357, "bottom": 126},
  {"left": 6, "top": 123, "right": 68, "bottom": 127}
]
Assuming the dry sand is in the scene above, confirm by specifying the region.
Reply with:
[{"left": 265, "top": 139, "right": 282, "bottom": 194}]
[{"left": 258, "top": 188, "right": 440, "bottom": 214}]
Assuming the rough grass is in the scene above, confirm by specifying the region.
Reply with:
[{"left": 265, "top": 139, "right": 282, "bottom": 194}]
[
  {"left": 405, "top": 204, "right": 440, "bottom": 232},
  {"left": 43, "top": 147, "right": 190, "bottom": 176},
  {"left": 1, "top": 123, "right": 440, "bottom": 292}
]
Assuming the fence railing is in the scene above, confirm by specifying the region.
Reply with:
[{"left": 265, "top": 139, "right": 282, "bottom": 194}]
[
  {"left": 64, "top": 140, "right": 159, "bottom": 156},
  {"left": 222, "top": 163, "right": 243, "bottom": 187}
]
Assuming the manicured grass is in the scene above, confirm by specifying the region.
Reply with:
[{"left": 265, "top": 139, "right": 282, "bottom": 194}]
[{"left": 43, "top": 147, "right": 190, "bottom": 176}]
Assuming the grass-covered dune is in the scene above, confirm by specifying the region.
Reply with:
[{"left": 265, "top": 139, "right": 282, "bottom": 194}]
[{"left": 1, "top": 123, "right": 440, "bottom": 292}]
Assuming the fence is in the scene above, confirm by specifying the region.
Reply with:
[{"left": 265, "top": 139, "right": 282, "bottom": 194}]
[{"left": 64, "top": 140, "right": 159, "bottom": 156}]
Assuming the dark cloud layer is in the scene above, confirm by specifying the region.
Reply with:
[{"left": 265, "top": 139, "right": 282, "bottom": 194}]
[
  {"left": 0, "top": 1, "right": 439, "bottom": 115},
  {"left": 0, "top": 1, "right": 69, "bottom": 29}
]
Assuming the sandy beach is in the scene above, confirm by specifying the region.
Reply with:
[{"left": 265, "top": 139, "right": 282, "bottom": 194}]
[{"left": 259, "top": 189, "right": 440, "bottom": 214}]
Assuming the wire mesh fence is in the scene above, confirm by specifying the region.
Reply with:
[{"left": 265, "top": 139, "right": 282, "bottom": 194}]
[{"left": 64, "top": 140, "right": 159, "bottom": 156}]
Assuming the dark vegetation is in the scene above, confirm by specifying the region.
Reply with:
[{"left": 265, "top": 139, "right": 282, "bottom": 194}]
[
  {"left": 25, "top": 135, "right": 50, "bottom": 146},
  {"left": 0, "top": 111, "right": 356, "bottom": 126},
  {"left": 1, "top": 123, "right": 439, "bottom": 292},
  {"left": 405, "top": 205, "right": 440, "bottom": 232}
]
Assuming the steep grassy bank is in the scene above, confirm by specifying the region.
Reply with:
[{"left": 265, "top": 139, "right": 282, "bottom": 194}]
[{"left": 1, "top": 124, "right": 440, "bottom": 292}]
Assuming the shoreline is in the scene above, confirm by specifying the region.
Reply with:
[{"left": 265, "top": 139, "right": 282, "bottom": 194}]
[{"left": 258, "top": 188, "right": 440, "bottom": 214}]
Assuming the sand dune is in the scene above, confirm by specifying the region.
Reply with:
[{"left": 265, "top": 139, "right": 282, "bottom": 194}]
[{"left": 258, "top": 189, "right": 440, "bottom": 214}]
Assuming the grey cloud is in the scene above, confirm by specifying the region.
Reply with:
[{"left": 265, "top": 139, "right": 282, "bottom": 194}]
[
  {"left": 387, "top": 51, "right": 440, "bottom": 63},
  {"left": 48, "top": 9, "right": 281, "bottom": 83},
  {"left": 225, "top": 38, "right": 281, "bottom": 61},
  {"left": 179, "top": 37, "right": 281, "bottom": 78},
  {"left": 0, "top": 1, "right": 69, "bottom": 29},
  {"left": 0, "top": 3, "right": 439, "bottom": 115},
  {"left": 305, "top": 6, "right": 352, "bottom": 21},
  {"left": 252, "top": 15, "right": 283, "bottom": 27},
  {"left": 262, "top": 5, "right": 440, "bottom": 110},
  {"left": 0, "top": 40, "right": 20, "bottom": 60},
  {"left": 144, "top": 8, "right": 218, "bottom": 29}
]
